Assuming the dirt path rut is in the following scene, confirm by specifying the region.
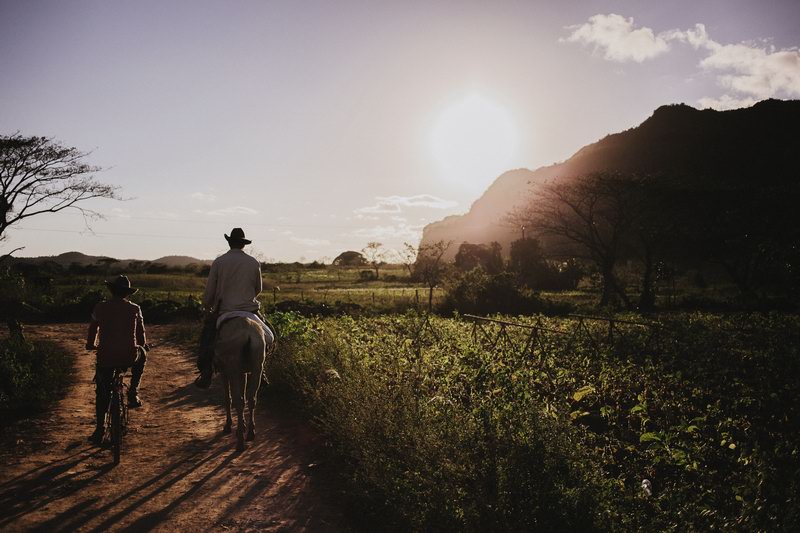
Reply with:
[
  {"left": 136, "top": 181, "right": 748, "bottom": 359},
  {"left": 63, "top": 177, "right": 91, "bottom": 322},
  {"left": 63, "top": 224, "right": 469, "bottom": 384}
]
[{"left": 0, "top": 324, "right": 343, "bottom": 532}]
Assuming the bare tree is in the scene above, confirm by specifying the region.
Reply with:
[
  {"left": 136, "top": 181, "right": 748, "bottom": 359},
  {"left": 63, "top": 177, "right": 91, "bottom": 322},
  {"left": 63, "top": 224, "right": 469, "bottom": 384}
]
[
  {"left": 362, "top": 241, "right": 384, "bottom": 279},
  {"left": 395, "top": 242, "right": 418, "bottom": 278},
  {"left": 512, "top": 173, "right": 644, "bottom": 309},
  {"left": 0, "top": 134, "right": 118, "bottom": 335},
  {"left": 0, "top": 134, "right": 119, "bottom": 241},
  {"left": 414, "top": 240, "right": 453, "bottom": 312}
]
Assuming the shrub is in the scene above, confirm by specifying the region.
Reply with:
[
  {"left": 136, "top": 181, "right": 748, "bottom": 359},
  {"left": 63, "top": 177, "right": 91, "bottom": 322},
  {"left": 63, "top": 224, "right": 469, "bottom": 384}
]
[
  {"left": 0, "top": 337, "right": 74, "bottom": 427},
  {"left": 441, "top": 269, "right": 572, "bottom": 315},
  {"left": 139, "top": 296, "right": 203, "bottom": 323},
  {"left": 358, "top": 270, "right": 376, "bottom": 281}
]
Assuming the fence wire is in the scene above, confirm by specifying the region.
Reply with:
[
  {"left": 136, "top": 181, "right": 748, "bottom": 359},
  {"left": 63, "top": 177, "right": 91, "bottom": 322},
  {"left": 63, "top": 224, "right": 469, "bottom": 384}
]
[{"left": 406, "top": 312, "right": 665, "bottom": 363}]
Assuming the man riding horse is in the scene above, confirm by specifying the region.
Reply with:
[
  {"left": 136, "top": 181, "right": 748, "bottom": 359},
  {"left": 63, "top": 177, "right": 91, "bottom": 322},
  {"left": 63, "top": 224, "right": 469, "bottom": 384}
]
[{"left": 195, "top": 227, "right": 273, "bottom": 389}]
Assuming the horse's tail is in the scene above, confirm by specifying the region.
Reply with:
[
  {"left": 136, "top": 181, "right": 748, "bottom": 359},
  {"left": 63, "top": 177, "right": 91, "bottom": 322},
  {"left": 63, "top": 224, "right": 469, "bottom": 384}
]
[
  {"left": 240, "top": 333, "right": 251, "bottom": 369},
  {"left": 217, "top": 317, "right": 266, "bottom": 375},
  {"left": 242, "top": 318, "right": 267, "bottom": 374}
]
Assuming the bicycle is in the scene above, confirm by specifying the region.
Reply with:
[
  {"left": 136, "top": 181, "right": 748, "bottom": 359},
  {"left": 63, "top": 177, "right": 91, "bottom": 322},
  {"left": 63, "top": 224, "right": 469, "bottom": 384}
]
[
  {"left": 105, "top": 367, "right": 129, "bottom": 464},
  {"left": 96, "top": 344, "right": 151, "bottom": 464}
]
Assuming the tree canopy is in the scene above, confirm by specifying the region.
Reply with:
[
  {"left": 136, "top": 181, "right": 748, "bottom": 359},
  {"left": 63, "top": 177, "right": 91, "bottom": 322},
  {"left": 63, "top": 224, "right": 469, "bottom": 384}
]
[
  {"left": 332, "top": 250, "right": 367, "bottom": 266},
  {"left": 0, "top": 134, "right": 119, "bottom": 244}
]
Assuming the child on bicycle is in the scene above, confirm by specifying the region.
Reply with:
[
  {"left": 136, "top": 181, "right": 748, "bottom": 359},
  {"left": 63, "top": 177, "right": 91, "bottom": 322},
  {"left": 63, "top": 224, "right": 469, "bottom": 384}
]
[{"left": 85, "top": 275, "right": 148, "bottom": 445}]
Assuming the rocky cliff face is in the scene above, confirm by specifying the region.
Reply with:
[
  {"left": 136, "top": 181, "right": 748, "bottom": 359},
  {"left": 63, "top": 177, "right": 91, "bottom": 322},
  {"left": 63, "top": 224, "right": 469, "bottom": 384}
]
[{"left": 420, "top": 99, "right": 800, "bottom": 259}]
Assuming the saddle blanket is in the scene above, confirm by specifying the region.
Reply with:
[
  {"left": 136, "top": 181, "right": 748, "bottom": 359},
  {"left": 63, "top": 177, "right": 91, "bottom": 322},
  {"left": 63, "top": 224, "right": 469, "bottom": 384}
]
[{"left": 216, "top": 311, "right": 275, "bottom": 345}]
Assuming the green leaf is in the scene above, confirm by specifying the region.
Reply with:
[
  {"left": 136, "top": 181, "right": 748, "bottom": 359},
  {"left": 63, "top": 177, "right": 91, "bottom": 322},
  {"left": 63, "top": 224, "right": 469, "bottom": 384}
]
[
  {"left": 672, "top": 451, "right": 688, "bottom": 465},
  {"left": 640, "top": 432, "right": 662, "bottom": 443},
  {"left": 573, "top": 385, "right": 595, "bottom": 402}
]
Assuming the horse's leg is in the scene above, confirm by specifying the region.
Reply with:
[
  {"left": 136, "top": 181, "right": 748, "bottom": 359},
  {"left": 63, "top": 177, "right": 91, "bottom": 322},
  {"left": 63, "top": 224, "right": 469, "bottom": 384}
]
[
  {"left": 231, "top": 372, "right": 246, "bottom": 452},
  {"left": 245, "top": 371, "right": 260, "bottom": 441},
  {"left": 222, "top": 371, "right": 232, "bottom": 434}
]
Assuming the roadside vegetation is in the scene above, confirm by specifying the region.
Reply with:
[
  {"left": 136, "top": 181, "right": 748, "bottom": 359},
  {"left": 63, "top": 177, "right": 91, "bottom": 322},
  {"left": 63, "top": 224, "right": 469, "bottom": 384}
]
[
  {"left": 0, "top": 336, "right": 74, "bottom": 430},
  {"left": 268, "top": 311, "right": 800, "bottom": 531}
]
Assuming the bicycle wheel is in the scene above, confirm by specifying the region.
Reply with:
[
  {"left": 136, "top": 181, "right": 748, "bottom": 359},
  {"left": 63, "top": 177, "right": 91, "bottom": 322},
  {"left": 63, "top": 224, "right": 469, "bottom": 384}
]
[
  {"left": 121, "top": 384, "right": 129, "bottom": 435},
  {"left": 111, "top": 391, "right": 122, "bottom": 465}
]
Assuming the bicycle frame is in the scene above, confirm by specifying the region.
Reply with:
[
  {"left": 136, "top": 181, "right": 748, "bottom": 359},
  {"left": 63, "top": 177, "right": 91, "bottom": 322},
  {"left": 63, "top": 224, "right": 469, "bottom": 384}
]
[{"left": 106, "top": 367, "right": 129, "bottom": 465}]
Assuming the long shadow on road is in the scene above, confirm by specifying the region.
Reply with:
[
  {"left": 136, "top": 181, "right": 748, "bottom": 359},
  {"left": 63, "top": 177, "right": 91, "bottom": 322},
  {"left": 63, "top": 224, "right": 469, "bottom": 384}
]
[
  {"left": 0, "top": 445, "right": 107, "bottom": 528},
  {"left": 24, "top": 432, "right": 229, "bottom": 533},
  {"left": 1, "top": 325, "right": 342, "bottom": 532}
]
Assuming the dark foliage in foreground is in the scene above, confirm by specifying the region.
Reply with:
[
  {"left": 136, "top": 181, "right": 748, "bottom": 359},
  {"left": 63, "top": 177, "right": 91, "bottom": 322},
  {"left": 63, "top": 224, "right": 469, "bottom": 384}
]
[
  {"left": 267, "top": 312, "right": 800, "bottom": 532},
  {"left": 0, "top": 337, "right": 74, "bottom": 428}
]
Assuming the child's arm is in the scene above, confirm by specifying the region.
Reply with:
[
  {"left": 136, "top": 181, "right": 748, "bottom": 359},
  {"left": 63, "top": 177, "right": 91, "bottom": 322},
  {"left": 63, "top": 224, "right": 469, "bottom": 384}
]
[
  {"left": 135, "top": 308, "right": 147, "bottom": 348},
  {"left": 86, "top": 312, "right": 99, "bottom": 350}
]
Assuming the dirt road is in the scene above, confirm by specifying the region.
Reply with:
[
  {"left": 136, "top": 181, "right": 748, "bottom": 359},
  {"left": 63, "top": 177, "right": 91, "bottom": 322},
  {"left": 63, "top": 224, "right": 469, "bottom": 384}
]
[{"left": 0, "top": 324, "right": 343, "bottom": 532}]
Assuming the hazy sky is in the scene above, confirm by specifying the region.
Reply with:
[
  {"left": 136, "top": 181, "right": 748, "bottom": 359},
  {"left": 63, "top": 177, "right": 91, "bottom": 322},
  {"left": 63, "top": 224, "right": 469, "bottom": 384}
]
[{"left": 2, "top": 0, "right": 799, "bottom": 261}]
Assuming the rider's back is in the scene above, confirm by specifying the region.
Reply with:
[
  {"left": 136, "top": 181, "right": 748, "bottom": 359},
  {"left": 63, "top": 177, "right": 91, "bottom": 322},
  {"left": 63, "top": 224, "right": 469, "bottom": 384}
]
[
  {"left": 203, "top": 249, "right": 262, "bottom": 314},
  {"left": 91, "top": 298, "right": 143, "bottom": 368}
]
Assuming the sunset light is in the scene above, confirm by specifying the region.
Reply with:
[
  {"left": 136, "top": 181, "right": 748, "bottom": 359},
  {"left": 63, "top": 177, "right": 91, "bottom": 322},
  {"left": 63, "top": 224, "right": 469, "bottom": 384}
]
[
  {"left": 430, "top": 94, "right": 519, "bottom": 192},
  {"left": 1, "top": 2, "right": 799, "bottom": 531}
]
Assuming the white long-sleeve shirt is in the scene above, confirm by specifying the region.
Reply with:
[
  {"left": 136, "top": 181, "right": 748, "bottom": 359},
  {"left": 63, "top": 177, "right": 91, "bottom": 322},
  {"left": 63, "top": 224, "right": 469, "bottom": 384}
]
[{"left": 202, "top": 249, "right": 262, "bottom": 313}]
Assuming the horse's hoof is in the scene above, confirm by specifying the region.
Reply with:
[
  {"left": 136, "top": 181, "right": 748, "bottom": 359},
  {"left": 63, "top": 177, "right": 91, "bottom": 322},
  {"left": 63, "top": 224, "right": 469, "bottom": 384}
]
[
  {"left": 246, "top": 430, "right": 255, "bottom": 441},
  {"left": 223, "top": 424, "right": 232, "bottom": 434},
  {"left": 236, "top": 440, "right": 245, "bottom": 452}
]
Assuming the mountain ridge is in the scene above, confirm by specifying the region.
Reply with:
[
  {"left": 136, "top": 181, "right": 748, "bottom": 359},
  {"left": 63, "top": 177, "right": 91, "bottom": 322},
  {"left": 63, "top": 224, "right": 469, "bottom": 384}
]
[
  {"left": 420, "top": 99, "right": 800, "bottom": 258},
  {"left": 7, "top": 251, "right": 211, "bottom": 267}
]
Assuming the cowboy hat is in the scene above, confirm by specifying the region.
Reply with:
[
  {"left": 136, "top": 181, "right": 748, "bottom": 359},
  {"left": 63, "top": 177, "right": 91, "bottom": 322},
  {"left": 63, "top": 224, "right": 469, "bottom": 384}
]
[
  {"left": 224, "top": 227, "right": 252, "bottom": 245},
  {"left": 104, "top": 275, "right": 138, "bottom": 295}
]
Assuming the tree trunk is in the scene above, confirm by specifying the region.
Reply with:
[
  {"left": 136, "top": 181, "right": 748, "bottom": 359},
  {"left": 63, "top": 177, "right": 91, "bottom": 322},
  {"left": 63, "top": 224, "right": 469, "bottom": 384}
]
[
  {"left": 639, "top": 247, "right": 656, "bottom": 312},
  {"left": 7, "top": 318, "right": 25, "bottom": 341},
  {"left": 428, "top": 286, "right": 434, "bottom": 312},
  {"left": 721, "top": 260, "right": 757, "bottom": 304},
  {"left": 599, "top": 261, "right": 630, "bottom": 310},
  {"left": 599, "top": 263, "right": 615, "bottom": 308}
]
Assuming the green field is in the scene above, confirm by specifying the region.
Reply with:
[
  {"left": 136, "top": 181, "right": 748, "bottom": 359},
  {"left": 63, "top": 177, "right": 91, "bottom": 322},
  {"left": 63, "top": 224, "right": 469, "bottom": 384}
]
[
  {"left": 51, "top": 265, "right": 448, "bottom": 314},
  {"left": 265, "top": 311, "right": 800, "bottom": 531}
]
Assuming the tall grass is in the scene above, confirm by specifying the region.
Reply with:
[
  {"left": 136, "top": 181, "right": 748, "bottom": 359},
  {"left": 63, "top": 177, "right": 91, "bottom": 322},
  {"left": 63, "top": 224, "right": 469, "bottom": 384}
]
[{"left": 267, "top": 312, "right": 800, "bottom": 531}]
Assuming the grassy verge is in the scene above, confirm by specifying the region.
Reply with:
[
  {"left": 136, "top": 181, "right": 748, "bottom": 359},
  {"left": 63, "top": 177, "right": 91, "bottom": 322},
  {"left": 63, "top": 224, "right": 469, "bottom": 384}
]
[
  {"left": 0, "top": 336, "right": 75, "bottom": 430},
  {"left": 266, "top": 312, "right": 800, "bottom": 532}
]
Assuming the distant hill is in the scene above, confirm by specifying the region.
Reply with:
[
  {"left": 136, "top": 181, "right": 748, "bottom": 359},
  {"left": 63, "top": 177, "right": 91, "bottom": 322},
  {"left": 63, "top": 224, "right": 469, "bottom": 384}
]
[
  {"left": 420, "top": 99, "right": 800, "bottom": 259},
  {"left": 7, "top": 252, "right": 210, "bottom": 268},
  {"left": 151, "top": 255, "right": 211, "bottom": 267},
  {"left": 15, "top": 251, "right": 118, "bottom": 266}
]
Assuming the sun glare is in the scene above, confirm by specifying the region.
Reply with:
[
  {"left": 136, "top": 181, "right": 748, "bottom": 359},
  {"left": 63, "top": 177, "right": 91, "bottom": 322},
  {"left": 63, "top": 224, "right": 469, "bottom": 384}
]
[{"left": 430, "top": 94, "right": 519, "bottom": 192}]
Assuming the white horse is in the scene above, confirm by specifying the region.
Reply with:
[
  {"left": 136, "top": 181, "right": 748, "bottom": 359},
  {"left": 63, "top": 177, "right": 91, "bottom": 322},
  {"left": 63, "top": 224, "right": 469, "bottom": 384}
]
[{"left": 214, "top": 317, "right": 270, "bottom": 451}]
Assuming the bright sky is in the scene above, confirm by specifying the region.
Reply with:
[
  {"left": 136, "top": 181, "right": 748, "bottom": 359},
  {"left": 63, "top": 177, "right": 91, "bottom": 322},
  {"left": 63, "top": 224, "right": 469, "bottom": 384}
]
[{"left": 2, "top": 0, "right": 799, "bottom": 261}]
